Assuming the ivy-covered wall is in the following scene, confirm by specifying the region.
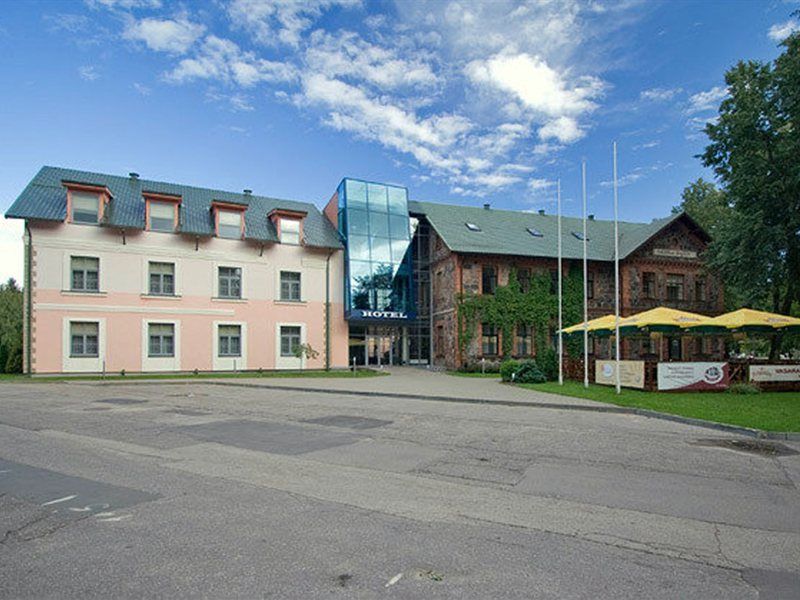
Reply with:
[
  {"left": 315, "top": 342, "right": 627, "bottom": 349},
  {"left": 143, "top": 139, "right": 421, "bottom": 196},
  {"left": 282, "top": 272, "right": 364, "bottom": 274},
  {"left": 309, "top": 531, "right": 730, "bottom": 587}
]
[{"left": 457, "top": 267, "right": 584, "bottom": 365}]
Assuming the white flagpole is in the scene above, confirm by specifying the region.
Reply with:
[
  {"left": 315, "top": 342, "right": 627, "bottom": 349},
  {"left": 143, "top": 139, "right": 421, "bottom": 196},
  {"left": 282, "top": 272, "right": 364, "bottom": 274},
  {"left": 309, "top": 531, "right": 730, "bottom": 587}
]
[
  {"left": 557, "top": 179, "right": 563, "bottom": 386},
  {"left": 582, "top": 160, "right": 589, "bottom": 389},
  {"left": 613, "top": 142, "right": 621, "bottom": 394}
]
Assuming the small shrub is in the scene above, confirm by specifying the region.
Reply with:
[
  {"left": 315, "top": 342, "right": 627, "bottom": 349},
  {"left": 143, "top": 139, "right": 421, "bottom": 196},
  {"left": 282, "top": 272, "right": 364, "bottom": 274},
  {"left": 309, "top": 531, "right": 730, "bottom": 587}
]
[
  {"left": 459, "top": 360, "right": 502, "bottom": 373},
  {"left": 514, "top": 359, "right": 546, "bottom": 384},
  {"left": 500, "top": 359, "right": 520, "bottom": 382},
  {"left": 727, "top": 382, "right": 761, "bottom": 395},
  {"left": 538, "top": 347, "right": 559, "bottom": 381}
]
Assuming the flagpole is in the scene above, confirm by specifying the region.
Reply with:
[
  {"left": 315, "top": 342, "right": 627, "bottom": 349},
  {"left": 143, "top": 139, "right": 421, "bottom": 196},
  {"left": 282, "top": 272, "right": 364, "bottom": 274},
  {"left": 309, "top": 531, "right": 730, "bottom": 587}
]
[
  {"left": 613, "top": 142, "right": 621, "bottom": 394},
  {"left": 582, "top": 160, "right": 588, "bottom": 389},
  {"left": 557, "top": 179, "right": 563, "bottom": 386}
]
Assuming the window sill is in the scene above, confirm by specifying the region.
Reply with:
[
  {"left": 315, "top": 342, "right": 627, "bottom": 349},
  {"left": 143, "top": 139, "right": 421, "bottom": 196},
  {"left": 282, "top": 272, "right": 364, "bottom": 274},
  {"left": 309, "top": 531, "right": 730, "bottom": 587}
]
[
  {"left": 69, "top": 355, "right": 99, "bottom": 359},
  {"left": 275, "top": 300, "right": 306, "bottom": 306},
  {"left": 61, "top": 290, "right": 107, "bottom": 297},
  {"left": 141, "top": 294, "right": 182, "bottom": 301},
  {"left": 212, "top": 297, "right": 248, "bottom": 303},
  {"left": 218, "top": 355, "right": 242, "bottom": 359}
]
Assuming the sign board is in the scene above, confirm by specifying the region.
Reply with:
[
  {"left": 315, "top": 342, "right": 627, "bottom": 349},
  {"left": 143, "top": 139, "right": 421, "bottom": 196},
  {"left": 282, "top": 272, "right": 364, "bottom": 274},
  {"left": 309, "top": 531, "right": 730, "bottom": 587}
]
[
  {"left": 349, "top": 309, "right": 412, "bottom": 321},
  {"left": 653, "top": 248, "right": 698, "bottom": 259},
  {"left": 595, "top": 360, "right": 645, "bottom": 389},
  {"left": 749, "top": 364, "right": 800, "bottom": 382},
  {"left": 657, "top": 362, "right": 729, "bottom": 391}
]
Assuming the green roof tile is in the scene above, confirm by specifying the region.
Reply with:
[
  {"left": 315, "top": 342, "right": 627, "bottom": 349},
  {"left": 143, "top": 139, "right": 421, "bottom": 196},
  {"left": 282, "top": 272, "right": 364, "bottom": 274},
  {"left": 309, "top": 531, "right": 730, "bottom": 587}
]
[
  {"left": 5, "top": 166, "right": 342, "bottom": 249},
  {"left": 408, "top": 200, "right": 691, "bottom": 262}
]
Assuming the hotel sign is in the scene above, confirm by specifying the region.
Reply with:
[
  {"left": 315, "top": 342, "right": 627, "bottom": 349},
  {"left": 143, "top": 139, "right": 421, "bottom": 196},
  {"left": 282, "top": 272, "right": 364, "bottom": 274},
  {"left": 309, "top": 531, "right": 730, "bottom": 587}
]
[
  {"left": 653, "top": 248, "right": 698, "bottom": 259},
  {"left": 350, "top": 309, "right": 412, "bottom": 321}
]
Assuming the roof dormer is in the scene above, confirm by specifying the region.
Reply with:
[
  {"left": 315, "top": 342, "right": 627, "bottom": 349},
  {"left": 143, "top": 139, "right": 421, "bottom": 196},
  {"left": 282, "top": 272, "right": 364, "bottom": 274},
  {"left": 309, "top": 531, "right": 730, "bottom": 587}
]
[
  {"left": 144, "top": 192, "right": 181, "bottom": 233},
  {"left": 212, "top": 201, "right": 247, "bottom": 240},
  {"left": 63, "top": 181, "right": 112, "bottom": 225},
  {"left": 268, "top": 208, "right": 308, "bottom": 245}
]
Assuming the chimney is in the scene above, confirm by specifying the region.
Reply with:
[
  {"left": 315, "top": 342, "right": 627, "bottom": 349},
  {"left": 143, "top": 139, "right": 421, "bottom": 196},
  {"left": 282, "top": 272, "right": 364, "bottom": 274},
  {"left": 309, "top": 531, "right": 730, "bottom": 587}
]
[
  {"left": 129, "top": 172, "right": 139, "bottom": 180},
  {"left": 243, "top": 189, "right": 252, "bottom": 196},
  {"left": 588, "top": 214, "right": 595, "bottom": 220},
  {"left": 483, "top": 203, "right": 490, "bottom": 210},
  {"left": 538, "top": 209, "right": 545, "bottom": 215}
]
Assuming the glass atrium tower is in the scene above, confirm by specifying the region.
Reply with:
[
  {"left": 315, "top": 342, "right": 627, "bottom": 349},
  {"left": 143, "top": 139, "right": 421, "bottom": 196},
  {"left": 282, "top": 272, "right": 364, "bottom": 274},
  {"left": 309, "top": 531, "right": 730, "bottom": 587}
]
[{"left": 332, "top": 178, "right": 428, "bottom": 366}]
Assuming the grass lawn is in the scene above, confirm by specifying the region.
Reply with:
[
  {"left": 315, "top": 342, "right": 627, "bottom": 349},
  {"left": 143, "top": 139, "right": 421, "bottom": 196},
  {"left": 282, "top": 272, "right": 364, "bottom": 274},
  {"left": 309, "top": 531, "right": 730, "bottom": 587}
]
[
  {"left": 446, "top": 371, "right": 501, "bottom": 378},
  {"left": 0, "top": 369, "right": 386, "bottom": 383},
  {"left": 520, "top": 380, "right": 800, "bottom": 432}
]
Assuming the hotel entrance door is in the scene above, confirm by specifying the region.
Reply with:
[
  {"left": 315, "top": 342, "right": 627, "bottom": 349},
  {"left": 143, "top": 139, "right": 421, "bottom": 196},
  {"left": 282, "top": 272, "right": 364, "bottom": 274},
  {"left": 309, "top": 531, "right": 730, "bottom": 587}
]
[{"left": 366, "top": 334, "right": 394, "bottom": 366}]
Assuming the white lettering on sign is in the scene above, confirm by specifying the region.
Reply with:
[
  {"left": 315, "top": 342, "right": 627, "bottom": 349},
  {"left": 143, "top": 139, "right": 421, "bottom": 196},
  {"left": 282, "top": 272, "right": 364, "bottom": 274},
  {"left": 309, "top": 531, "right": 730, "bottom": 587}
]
[
  {"left": 353, "top": 309, "right": 409, "bottom": 320},
  {"left": 653, "top": 248, "right": 698, "bottom": 259}
]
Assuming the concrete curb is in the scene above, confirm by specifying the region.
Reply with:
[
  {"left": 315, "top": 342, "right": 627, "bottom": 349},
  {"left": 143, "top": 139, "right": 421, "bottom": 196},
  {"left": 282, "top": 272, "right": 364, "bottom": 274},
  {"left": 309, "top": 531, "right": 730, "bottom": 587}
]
[{"left": 77, "top": 377, "right": 800, "bottom": 441}]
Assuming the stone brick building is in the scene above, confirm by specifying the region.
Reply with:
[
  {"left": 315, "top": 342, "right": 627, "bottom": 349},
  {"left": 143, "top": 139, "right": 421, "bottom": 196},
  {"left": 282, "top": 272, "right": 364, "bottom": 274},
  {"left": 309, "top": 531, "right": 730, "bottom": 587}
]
[{"left": 411, "top": 201, "right": 724, "bottom": 370}]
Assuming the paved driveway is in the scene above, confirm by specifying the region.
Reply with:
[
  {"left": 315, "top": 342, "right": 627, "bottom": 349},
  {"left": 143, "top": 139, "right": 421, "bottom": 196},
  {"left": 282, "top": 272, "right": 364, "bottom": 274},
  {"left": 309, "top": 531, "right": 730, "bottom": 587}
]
[{"left": 0, "top": 378, "right": 798, "bottom": 598}]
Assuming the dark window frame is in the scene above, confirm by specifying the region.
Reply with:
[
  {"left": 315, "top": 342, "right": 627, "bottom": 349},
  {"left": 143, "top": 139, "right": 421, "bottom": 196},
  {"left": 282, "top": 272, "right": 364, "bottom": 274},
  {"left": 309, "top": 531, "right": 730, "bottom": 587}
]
[
  {"left": 70, "top": 256, "right": 100, "bottom": 292},
  {"left": 279, "top": 271, "right": 302, "bottom": 302},
  {"left": 70, "top": 321, "right": 99, "bottom": 357},
  {"left": 218, "top": 266, "right": 242, "bottom": 299},
  {"left": 481, "top": 322, "right": 499, "bottom": 356},
  {"left": 148, "top": 262, "right": 175, "bottom": 296},
  {"left": 482, "top": 265, "right": 497, "bottom": 295},
  {"left": 280, "top": 325, "right": 302, "bottom": 357},
  {"left": 148, "top": 323, "right": 175, "bottom": 357},
  {"left": 218, "top": 325, "right": 242, "bottom": 357}
]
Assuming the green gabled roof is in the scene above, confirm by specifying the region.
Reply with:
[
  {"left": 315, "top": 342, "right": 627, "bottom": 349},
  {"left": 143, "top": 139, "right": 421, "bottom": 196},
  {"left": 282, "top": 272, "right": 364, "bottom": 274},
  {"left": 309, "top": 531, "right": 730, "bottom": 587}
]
[
  {"left": 407, "top": 200, "right": 694, "bottom": 262},
  {"left": 5, "top": 166, "right": 342, "bottom": 250}
]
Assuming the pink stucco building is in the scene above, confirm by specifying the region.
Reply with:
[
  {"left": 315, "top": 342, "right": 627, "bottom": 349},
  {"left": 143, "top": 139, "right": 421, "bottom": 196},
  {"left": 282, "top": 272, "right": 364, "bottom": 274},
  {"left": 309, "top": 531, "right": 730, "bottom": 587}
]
[{"left": 6, "top": 167, "right": 348, "bottom": 374}]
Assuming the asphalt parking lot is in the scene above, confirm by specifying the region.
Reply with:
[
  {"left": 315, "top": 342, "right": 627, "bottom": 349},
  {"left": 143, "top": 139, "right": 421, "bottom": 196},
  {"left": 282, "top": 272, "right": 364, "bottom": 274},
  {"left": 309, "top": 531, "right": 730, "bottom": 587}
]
[{"left": 0, "top": 377, "right": 799, "bottom": 599}]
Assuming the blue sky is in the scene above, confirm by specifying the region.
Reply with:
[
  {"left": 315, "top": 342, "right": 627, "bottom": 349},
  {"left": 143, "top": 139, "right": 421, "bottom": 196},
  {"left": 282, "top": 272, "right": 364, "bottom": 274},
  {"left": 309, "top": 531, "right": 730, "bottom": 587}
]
[{"left": 1, "top": 0, "right": 797, "bottom": 281}]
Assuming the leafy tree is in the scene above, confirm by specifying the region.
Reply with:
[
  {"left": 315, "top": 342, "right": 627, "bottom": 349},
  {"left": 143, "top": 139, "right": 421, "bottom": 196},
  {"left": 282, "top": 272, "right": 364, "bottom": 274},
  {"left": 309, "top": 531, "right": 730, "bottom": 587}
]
[
  {"left": 0, "top": 278, "right": 23, "bottom": 373},
  {"left": 699, "top": 32, "right": 800, "bottom": 356}
]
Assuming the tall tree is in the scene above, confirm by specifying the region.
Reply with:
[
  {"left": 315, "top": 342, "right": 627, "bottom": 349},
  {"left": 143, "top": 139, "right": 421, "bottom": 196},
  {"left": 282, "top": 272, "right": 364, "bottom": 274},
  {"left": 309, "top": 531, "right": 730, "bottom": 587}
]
[
  {"left": 0, "top": 277, "right": 23, "bottom": 373},
  {"left": 701, "top": 32, "right": 800, "bottom": 319}
]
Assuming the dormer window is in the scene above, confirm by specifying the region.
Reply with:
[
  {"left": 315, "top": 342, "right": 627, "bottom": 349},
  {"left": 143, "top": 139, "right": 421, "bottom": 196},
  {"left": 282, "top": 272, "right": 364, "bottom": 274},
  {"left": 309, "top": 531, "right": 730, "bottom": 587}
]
[
  {"left": 212, "top": 201, "right": 247, "bottom": 240},
  {"left": 218, "top": 210, "right": 243, "bottom": 239},
  {"left": 268, "top": 208, "right": 307, "bottom": 245},
  {"left": 148, "top": 201, "right": 176, "bottom": 232},
  {"left": 145, "top": 193, "right": 181, "bottom": 233},
  {"left": 281, "top": 219, "right": 300, "bottom": 245},
  {"left": 71, "top": 191, "right": 101, "bottom": 224}
]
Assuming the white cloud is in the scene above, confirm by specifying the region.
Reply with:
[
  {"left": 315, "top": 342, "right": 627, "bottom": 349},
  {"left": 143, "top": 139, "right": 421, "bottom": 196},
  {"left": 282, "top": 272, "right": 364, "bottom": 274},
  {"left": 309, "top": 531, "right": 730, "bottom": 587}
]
[
  {"left": 686, "top": 85, "right": 727, "bottom": 114},
  {"left": 227, "top": 0, "right": 360, "bottom": 47},
  {"left": 640, "top": 87, "right": 681, "bottom": 102},
  {"left": 529, "top": 178, "right": 555, "bottom": 192},
  {"left": 0, "top": 219, "right": 24, "bottom": 284},
  {"left": 132, "top": 82, "right": 151, "bottom": 95},
  {"left": 466, "top": 53, "right": 603, "bottom": 118},
  {"left": 305, "top": 30, "right": 437, "bottom": 90},
  {"left": 166, "top": 35, "right": 296, "bottom": 86},
  {"left": 87, "top": 0, "right": 161, "bottom": 8},
  {"left": 538, "top": 116, "right": 583, "bottom": 143},
  {"left": 633, "top": 140, "right": 659, "bottom": 150},
  {"left": 124, "top": 16, "right": 205, "bottom": 54},
  {"left": 768, "top": 19, "right": 800, "bottom": 42},
  {"left": 78, "top": 65, "right": 100, "bottom": 81},
  {"left": 600, "top": 162, "right": 673, "bottom": 188}
]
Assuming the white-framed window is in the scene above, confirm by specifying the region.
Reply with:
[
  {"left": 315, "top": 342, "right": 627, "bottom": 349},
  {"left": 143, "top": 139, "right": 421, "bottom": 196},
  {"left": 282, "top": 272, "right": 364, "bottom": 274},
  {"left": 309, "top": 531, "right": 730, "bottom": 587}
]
[
  {"left": 218, "top": 325, "right": 242, "bottom": 357},
  {"left": 71, "top": 191, "right": 100, "bottom": 224},
  {"left": 280, "top": 271, "right": 301, "bottom": 302},
  {"left": 281, "top": 219, "right": 300, "bottom": 244},
  {"left": 149, "top": 201, "right": 175, "bottom": 232},
  {"left": 218, "top": 210, "right": 242, "bottom": 239},
  {"left": 280, "top": 326, "right": 302, "bottom": 357},
  {"left": 218, "top": 266, "right": 242, "bottom": 299},
  {"left": 70, "top": 321, "right": 99, "bottom": 357},
  {"left": 148, "top": 323, "right": 175, "bottom": 357},
  {"left": 71, "top": 256, "right": 99, "bottom": 292},
  {"left": 149, "top": 262, "right": 175, "bottom": 296}
]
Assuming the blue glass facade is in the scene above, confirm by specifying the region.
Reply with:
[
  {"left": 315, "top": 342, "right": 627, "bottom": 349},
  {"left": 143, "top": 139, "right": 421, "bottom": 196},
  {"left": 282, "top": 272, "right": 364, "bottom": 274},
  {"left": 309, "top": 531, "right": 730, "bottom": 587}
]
[{"left": 336, "top": 178, "right": 416, "bottom": 321}]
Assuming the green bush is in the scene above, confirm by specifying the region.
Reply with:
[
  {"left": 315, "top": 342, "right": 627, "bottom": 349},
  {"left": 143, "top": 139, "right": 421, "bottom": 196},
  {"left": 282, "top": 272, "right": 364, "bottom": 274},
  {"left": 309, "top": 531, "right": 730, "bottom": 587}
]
[
  {"left": 500, "top": 359, "right": 520, "bottom": 382},
  {"left": 514, "top": 360, "right": 547, "bottom": 384},
  {"left": 727, "top": 382, "right": 761, "bottom": 395},
  {"left": 538, "top": 347, "right": 559, "bottom": 381},
  {"left": 459, "top": 360, "right": 502, "bottom": 373}
]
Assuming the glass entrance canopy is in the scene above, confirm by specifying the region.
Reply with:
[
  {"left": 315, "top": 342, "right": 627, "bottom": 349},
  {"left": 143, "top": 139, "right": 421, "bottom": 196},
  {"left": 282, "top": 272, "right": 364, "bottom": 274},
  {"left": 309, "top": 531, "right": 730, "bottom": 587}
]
[{"left": 336, "top": 178, "right": 416, "bottom": 321}]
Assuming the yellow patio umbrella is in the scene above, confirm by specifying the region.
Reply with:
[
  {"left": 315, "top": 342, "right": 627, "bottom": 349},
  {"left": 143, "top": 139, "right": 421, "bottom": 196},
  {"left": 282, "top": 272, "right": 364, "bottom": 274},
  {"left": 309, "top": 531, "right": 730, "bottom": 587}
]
[
  {"left": 686, "top": 308, "right": 800, "bottom": 334},
  {"left": 560, "top": 314, "right": 618, "bottom": 336},
  {"left": 617, "top": 307, "right": 711, "bottom": 334}
]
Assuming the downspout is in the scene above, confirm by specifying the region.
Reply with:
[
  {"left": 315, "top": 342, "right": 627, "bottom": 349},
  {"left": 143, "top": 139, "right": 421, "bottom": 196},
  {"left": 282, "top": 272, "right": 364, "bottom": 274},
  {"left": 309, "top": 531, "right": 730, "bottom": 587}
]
[
  {"left": 25, "top": 223, "right": 32, "bottom": 375},
  {"left": 325, "top": 250, "right": 333, "bottom": 370}
]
